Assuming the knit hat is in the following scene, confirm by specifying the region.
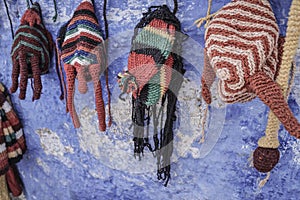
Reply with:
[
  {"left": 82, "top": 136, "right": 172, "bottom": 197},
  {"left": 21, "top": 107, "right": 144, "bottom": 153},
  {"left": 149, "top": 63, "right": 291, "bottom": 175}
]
[
  {"left": 201, "top": 0, "right": 300, "bottom": 171},
  {"left": 0, "top": 82, "right": 26, "bottom": 176},
  {"left": 10, "top": 2, "right": 54, "bottom": 101},
  {"left": 202, "top": 0, "right": 300, "bottom": 136},
  {"left": 118, "top": 3, "right": 185, "bottom": 187},
  {"left": 58, "top": 0, "right": 109, "bottom": 131}
]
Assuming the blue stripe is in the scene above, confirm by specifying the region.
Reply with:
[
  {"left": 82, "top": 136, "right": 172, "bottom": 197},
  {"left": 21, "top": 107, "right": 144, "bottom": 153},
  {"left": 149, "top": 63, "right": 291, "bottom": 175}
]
[{"left": 67, "top": 20, "right": 101, "bottom": 35}]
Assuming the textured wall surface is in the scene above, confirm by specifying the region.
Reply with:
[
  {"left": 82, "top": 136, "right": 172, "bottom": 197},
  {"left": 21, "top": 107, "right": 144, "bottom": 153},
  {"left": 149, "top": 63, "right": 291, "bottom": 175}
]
[{"left": 1, "top": 0, "right": 300, "bottom": 199}]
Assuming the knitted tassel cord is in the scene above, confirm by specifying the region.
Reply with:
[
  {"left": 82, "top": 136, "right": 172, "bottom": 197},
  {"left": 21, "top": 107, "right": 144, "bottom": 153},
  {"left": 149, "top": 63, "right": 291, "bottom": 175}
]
[
  {"left": 0, "top": 175, "right": 10, "bottom": 200},
  {"left": 10, "top": 2, "right": 54, "bottom": 101},
  {"left": 254, "top": 0, "right": 300, "bottom": 173},
  {"left": 58, "top": 0, "right": 110, "bottom": 131}
]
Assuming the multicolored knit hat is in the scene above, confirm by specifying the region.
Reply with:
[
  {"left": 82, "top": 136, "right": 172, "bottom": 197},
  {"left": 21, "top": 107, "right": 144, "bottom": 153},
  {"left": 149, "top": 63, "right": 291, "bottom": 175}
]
[
  {"left": 118, "top": 3, "right": 185, "bottom": 187},
  {"left": 0, "top": 83, "right": 26, "bottom": 176},
  {"left": 10, "top": 2, "right": 54, "bottom": 101},
  {"left": 0, "top": 83, "right": 26, "bottom": 197},
  {"left": 201, "top": 0, "right": 300, "bottom": 172},
  {"left": 57, "top": 0, "right": 110, "bottom": 131}
]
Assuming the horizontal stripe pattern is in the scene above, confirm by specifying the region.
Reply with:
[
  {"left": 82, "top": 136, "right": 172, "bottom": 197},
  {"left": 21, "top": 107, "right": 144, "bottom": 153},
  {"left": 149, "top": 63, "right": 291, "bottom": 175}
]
[
  {"left": 127, "top": 18, "right": 176, "bottom": 104},
  {"left": 11, "top": 24, "right": 51, "bottom": 74},
  {"left": 205, "top": 0, "right": 279, "bottom": 103},
  {"left": 0, "top": 83, "right": 26, "bottom": 175},
  {"left": 61, "top": 1, "right": 104, "bottom": 66}
]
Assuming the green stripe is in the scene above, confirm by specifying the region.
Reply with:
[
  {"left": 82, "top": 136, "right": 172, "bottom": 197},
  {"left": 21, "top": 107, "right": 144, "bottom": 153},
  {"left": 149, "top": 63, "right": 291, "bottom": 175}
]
[
  {"left": 67, "top": 54, "right": 95, "bottom": 65},
  {"left": 19, "top": 25, "right": 49, "bottom": 45},
  {"left": 134, "top": 28, "right": 174, "bottom": 58},
  {"left": 11, "top": 41, "right": 45, "bottom": 65},
  {"left": 13, "top": 32, "right": 49, "bottom": 62},
  {"left": 145, "top": 72, "right": 161, "bottom": 106},
  {"left": 65, "top": 24, "right": 102, "bottom": 38}
]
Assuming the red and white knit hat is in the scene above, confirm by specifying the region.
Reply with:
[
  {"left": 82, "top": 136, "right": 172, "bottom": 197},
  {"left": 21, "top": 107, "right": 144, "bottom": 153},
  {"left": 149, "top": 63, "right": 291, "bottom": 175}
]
[{"left": 201, "top": 0, "right": 300, "bottom": 172}]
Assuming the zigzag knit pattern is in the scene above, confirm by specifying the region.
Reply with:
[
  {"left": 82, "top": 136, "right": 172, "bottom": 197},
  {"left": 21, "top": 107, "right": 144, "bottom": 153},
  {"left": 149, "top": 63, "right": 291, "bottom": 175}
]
[
  {"left": 61, "top": 0, "right": 104, "bottom": 66},
  {"left": 0, "top": 83, "right": 26, "bottom": 176},
  {"left": 10, "top": 2, "right": 53, "bottom": 101},
  {"left": 59, "top": 0, "right": 106, "bottom": 131}
]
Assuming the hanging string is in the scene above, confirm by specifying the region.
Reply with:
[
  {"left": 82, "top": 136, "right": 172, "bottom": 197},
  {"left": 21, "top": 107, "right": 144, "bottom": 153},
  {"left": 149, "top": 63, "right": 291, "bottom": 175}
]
[
  {"left": 26, "top": 0, "right": 33, "bottom": 8},
  {"left": 3, "top": 0, "right": 15, "bottom": 39},
  {"left": 194, "top": 0, "right": 216, "bottom": 28},
  {"left": 173, "top": 0, "right": 178, "bottom": 14},
  {"left": 52, "top": 0, "right": 58, "bottom": 22},
  {"left": 103, "top": 0, "right": 112, "bottom": 127}
]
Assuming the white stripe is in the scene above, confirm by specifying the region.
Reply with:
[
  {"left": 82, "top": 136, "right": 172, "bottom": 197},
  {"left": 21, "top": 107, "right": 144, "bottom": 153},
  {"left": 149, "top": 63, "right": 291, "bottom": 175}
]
[
  {"left": 0, "top": 143, "right": 6, "bottom": 152},
  {"left": 2, "top": 101, "right": 12, "bottom": 113},
  {"left": 229, "top": 0, "right": 275, "bottom": 19},
  {"left": 215, "top": 8, "right": 278, "bottom": 31},
  {"left": 206, "top": 22, "right": 277, "bottom": 53},
  {"left": 64, "top": 27, "right": 103, "bottom": 42},
  {"left": 218, "top": 80, "right": 256, "bottom": 103},
  {"left": 208, "top": 17, "right": 278, "bottom": 39},
  {"left": 15, "top": 129, "right": 24, "bottom": 139},
  {"left": 70, "top": 57, "right": 93, "bottom": 66},
  {"left": 207, "top": 38, "right": 258, "bottom": 75},
  {"left": 209, "top": 49, "right": 245, "bottom": 90}
]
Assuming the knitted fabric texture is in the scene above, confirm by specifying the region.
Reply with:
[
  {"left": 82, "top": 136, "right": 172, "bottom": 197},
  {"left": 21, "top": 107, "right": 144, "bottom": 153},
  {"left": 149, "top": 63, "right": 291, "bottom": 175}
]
[
  {"left": 254, "top": 0, "right": 300, "bottom": 173},
  {"left": 118, "top": 5, "right": 185, "bottom": 187},
  {"left": 0, "top": 175, "right": 10, "bottom": 200},
  {"left": 10, "top": 2, "right": 53, "bottom": 101},
  {"left": 58, "top": 0, "right": 107, "bottom": 131},
  {"left": 0, "top": 83, "right": 26, "bottom": 176},
  {"left": 202, "top": 0, "right": 300, "bottom": 141}
]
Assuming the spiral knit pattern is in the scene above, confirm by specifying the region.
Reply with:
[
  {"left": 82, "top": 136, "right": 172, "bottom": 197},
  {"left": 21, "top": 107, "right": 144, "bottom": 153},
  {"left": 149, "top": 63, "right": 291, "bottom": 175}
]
[
  {"left": 204, "top": 0, "right": 300, "bottom": 135},
  {"left": 60, "top": 0, "right": 106, "bottom": 131},
  {"left": 10, "top": 2, "right": 53, "bottom": 101},
  {"left": 204, "top": 0, "right": 279, "bottom": 103},
  {"left": 0, "top": 83, "right": 26, "bottom": 176}
]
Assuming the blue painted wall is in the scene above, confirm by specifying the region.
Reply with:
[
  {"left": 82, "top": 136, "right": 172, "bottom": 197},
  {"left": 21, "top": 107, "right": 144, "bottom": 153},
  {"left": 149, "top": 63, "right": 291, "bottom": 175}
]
[{"left": 1, "top": 0, "right": 300, "bottom": 199}]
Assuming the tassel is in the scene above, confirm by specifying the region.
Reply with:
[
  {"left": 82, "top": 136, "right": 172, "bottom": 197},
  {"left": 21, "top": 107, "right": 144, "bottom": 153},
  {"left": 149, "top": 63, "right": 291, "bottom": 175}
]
[
  {"left": 10, "top": 2, "right": 54, "bottom": 101},
  {"left": 118, "top": 3, "right": 185, "bottom": 186}
]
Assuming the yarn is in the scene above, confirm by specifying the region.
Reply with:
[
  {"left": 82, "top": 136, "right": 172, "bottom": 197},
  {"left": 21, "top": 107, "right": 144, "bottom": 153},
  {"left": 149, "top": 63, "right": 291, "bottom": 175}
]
[
  {"left": 0, "top": 175, "right": 10, "bottom": 200},
  {"left": 118, "top": 5, "right": 185, "bottom": 187},
  {"left": 254, "top": 0, "right": 300, "bottom": 173},
  {"left": 203, "top": 0, "right": 300, "bottom": 138},
  {"left": 253, "top": 147, "right": 280, "bottom": 173},
  {"left": 57, "top": 0, "right": 110, "bottom": 131},
  {"left": 0, "top": 83, "right": 26, "bottom": 197},
  {"left": 10, "top": 2, "right": 54, "bottom": 101},
  {"left": 0, "top": 83, "right": 26, "bottom": 176}
]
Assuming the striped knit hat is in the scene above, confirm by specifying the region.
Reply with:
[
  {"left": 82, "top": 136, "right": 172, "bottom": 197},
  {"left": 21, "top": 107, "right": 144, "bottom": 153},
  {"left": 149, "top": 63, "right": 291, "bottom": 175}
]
[
  {"left": 58, "top": 0, "right": 108, "bottom": 131},
  {"left": 202, "top": 0, "right": 300, "bottom": 171},
  {"left": 0, "top": 82, "right": 26, "bottom": 176},
  {"left": 118, "top": 4, "right": 185, "bottom": 187},
  {"left": 10, "top": 2, "right": 53, "bottom": 101}
]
